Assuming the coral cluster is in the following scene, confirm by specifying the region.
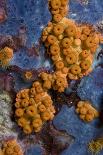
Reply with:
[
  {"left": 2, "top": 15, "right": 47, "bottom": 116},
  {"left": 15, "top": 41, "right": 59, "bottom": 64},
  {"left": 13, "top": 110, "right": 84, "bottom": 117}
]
[
  {"left": 88, "top": 138, "right": 103, "bottom": 155},
  {"left": 75, "top": 101, "right": 99, "bottom": 122},
  {"left": 0, "top": 47, "right": 13, "bottom": 67},
  {"left": 42, "top": 20, "right": 101, "bottom": 78},
  {"left": 48, "top": 0, "right": 69, "bottom": 20},
  {"left": 41, "top": 0, "right": 103, "bottom": 92},
  {"left": 15, "top": 81, "right": 55, "bottom": 134},
  {"left": 40, "top": 70, "right": 68, "bottom": 92},
  {"left": 1, "top": 139, "right": 23, "bottom": 155}
]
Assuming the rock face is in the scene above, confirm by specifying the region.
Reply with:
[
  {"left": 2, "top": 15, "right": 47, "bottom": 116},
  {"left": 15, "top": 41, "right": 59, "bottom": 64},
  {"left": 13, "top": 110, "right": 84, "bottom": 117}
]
[
  {"left": 40, "top": 123, "right": 75, "bottom": 155},
  {"left": 0, "top": 0, "right": 7, "bottom": 23},
  {"left": 0, "top": 91, "right": 17, "bottom": 145}
]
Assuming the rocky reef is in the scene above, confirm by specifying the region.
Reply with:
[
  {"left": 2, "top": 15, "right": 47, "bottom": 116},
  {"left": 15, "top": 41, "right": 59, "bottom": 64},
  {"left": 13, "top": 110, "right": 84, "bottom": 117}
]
[{"left": 0, "top": 0, "right": 103, "bottom": 155}]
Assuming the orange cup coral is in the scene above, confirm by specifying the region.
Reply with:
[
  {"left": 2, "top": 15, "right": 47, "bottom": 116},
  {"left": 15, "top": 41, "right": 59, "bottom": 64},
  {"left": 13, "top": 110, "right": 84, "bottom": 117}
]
[
  {"left": 75, "top": 101, "right": 99, "bottom": 122},
  {"left": 41, "top": 0, "right": 103, "bottom": 93},
  {"left": 39, "top": 70, "right": 68, "bottom": 92},
  {"left": 0, "top": 47, "right": 13, "bottom": 67},
  {"left": 23, "top": 71, "right": 33, "bottom": 81},
  {"left": 1, "top": 139, "right": 23, "bottom": 155},
  {"left": 15, "top": 82, "right": 55, "bottom": 134}
]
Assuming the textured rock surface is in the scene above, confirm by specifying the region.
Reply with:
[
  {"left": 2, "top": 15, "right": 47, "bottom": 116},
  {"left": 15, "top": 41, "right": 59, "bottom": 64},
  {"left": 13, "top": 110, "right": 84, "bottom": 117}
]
[
  {"left": 0, "top": 0, "right": 103, "bottom": 155},
  {"left": 0, "top": 92, "right": 17, "bottom": 144}
]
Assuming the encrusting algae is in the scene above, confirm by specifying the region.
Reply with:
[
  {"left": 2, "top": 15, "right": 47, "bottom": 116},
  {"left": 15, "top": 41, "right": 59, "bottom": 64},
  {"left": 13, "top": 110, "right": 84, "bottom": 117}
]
[
  {"left": 88, "top": 138, "right": 103, "bottom": 155},
  {"left": 41, "top": 0, "right": 103, "bottom": 92},
  {"left": 75, "top": 101, "right": 99, "bottom": 122},
  {"left": 0, "top": 47, "right": 13, "bottom": 67},
  {"left": 15, "top": 81, "right": 55, "bottom": 134},
  {"left": 1, "top": 139, "right": 23, "bottom": 155}
]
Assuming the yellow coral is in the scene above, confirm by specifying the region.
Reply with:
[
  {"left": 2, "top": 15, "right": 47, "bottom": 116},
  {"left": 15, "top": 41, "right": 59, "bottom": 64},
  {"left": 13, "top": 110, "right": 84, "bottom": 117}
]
[
  {"left": 75, "top": 101, "right": 99, "bottom": 122},
  {"left": 40, "top": 71, "right": 68, "bottom": 92},
  {"left": 0, "top": 47, "right": 13, "bottom": 67},
  {"left": 41, "top": 0, "right": 102, "bottom": 90},
  {"left": 2, "top": 139, "right": 23, "bottom": 155},
  {"left": 88, "top": 138, "right": 103, "bottom": 155},
  {"left": 15, "top": 81, "right": 55, "bottom": 133}
]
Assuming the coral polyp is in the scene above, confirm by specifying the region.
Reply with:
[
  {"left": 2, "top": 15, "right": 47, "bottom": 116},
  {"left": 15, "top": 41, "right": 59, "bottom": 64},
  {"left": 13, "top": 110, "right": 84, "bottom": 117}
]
[
  {"left": 39, "top": 70, "right": 68, "bottom": 92},
  {"left": 15, "top": 82, "right": 55, "bottom": 134},
  {"left": 0, "top": 47, "right": 13, "bottom": 67},
  {"left": 23, "top": 71, "right": 33, "bottom": 82},
  {"left": 75, "top": 101, "right": 99, "bottom": 122},
  {"left": 88, "top": 138, "right": 103, "bottom": 155},
  {"left": 1, "top": 139, "right": 23, "bottom": 155}
]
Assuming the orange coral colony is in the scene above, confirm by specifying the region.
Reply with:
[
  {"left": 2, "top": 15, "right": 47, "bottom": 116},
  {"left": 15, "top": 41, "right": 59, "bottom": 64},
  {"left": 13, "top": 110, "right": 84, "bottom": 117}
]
[
  {"left": 75, "top": 101, "right": 99, "bottom": 122},
  {"left": 15, "top": 81, "right": 55, "bottom": 134},
  {"left": 39, "top": 70, "right": 68, "bottom": 93},
  {"left": 41, "top": 0, "right": 103, "bottom": 92},
  {"left": 1, "top": 139, "right": 23, "bottom": 155},
  {"left": 0, "top": 47, "right": 13, "bottom": 67}
]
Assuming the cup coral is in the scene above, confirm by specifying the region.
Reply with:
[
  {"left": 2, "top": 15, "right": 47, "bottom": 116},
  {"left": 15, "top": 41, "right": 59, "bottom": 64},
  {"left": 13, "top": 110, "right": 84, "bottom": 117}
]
[
  {"left": 0, "top": 47, "right": 13, "bottom": 67},
  {"left": 24, "top": 71, "right": 33, "bottom": 80},
  {"left": 41, "top": 0, "right": 103, "bottom": 93},
  {"left": 15, "top": 82, "right": 55, "bottom": 134},
  {"left": 88, "top": 138, "right": 103, "bottom": 155},
  {"left": 75, "top": 101, "right": 99, "bottom": 122},
  {"left": 1, "top": 139, "right": 23, "bottom": 155},
  {"left": 39, "top": 70, "right": 68, "bottom": 92}
]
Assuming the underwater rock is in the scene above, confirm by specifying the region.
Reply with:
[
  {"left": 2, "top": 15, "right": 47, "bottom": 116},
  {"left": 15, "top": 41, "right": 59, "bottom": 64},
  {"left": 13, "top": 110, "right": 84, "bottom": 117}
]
[
  {"left": 96, "top": 20, "right": 103, "bottom": 34},
  {"left": 0, "top": 34, "right": 26, "bottom": 51},
  {"left": 0, "top": 0, "right": 7, "bottom": 23},
  {"left": 18, "top": 26, "right": 27, "bottom": 47},
  {"left": 0, "top": 91, "right": 17, "bottom": 143},
  {"left": 27, "top": 45, "right": 40, "bottom": 57},
  {"left": 97, "top": 49, "right": 103, "bottom": 60},
  {"left": 0, "top": 73, "right": 14, "bottom": 92},
  {"left": 0, "top": 7, "right": 7, "bottom": 23},
  {"left": 77, "top": 0, "right": 89, "bottom": 5},
  {"left": 50, "top": 89, "right": 80, "bottom": 114},
  {"left": 40, "top": 123, "right": 74, "bottom": 155},
  {"left": 0, "top": 35, "right": 14, "bottom": 49},
  {"left": 6, "top": 66, "right": 50, "bottom": 83}
]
